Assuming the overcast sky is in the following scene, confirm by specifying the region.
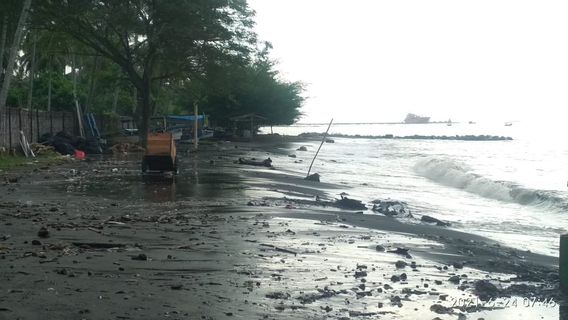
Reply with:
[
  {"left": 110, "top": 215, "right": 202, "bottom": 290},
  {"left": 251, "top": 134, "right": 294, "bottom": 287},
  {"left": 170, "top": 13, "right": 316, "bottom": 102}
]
[{"left": 248, "top": 0, "right": 568, "bottom": 123}]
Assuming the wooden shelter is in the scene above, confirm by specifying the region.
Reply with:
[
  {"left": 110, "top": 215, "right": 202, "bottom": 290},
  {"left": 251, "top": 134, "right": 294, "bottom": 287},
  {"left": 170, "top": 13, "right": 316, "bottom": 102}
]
[{"left": 229, "top": 113, "right": 269, "bottom": 138}]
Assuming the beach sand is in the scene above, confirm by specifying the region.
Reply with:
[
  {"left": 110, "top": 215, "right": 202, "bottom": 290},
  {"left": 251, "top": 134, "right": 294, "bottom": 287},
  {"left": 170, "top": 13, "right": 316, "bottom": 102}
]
[{"left": 0, "top": 139, "right": 564, "bottom": 319}]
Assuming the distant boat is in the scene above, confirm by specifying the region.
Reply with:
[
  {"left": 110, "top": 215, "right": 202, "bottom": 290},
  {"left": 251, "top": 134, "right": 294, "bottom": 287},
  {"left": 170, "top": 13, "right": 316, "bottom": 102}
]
[
  {"left": 447, "top": 119, "right": 452, "bottom": 126},
  {"left": 404, "top": 113, "right": 430, "bottom": 124},
  {"left": 504, "top": 122, "right": 512, "bottom": 126},
  {"left": 468, "top": 121, "right": 476, "bottom": 124}
]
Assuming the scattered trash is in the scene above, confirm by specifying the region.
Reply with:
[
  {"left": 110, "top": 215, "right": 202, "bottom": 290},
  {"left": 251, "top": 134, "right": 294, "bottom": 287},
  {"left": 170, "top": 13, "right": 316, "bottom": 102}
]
[
  {"left": 371, "top": 199, "right": 408, "bottom": 216},
  {"left": 74, "top": 150, "right": 86, "bottom": 160},
  {"left": 131, "top": 253, "right": 148, "bottom": 261},
  {"left": 37, "top": 227, "right": 50, "bottom": 238}
]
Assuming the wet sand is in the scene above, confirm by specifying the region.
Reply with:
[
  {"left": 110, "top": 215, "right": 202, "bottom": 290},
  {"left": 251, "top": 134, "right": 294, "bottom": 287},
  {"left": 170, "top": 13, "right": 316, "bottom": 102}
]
[{"left": 0, "top": 140, "right": 564, "bottom": 319}]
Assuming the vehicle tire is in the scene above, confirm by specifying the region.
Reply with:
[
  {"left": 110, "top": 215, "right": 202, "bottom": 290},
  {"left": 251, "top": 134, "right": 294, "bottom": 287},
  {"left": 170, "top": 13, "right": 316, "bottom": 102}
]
[{"left": 141, "top": 159, "right": 149, "bottom": 173}]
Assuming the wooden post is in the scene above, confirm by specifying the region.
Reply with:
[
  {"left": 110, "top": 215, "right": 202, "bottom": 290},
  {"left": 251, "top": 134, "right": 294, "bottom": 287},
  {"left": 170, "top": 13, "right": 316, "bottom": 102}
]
[
  {"left": 193, "top": 101, "right": 198, "bottom": 150},
  {"left": 561, "top": 234, "right": 568, "bottom": 294},
  {"left": 250, "top": 116, "right": 254, "bottom": 141}
]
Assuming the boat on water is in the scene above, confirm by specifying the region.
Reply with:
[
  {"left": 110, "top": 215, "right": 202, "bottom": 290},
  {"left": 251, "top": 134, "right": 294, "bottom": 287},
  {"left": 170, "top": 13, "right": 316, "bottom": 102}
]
[
  {"left": 447, "top": 119, "right": 452, "bottom": 126},
  {"left": 404, "top": 113, "right": 430, "bottom": 124},
  {"left": 504, "top": 122, "right": 513, "bottom": 126}
]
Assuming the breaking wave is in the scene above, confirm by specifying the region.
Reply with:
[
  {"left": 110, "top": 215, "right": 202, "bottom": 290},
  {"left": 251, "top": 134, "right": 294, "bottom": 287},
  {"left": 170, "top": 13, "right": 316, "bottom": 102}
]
[{"left": 413, "top": 157, "right": 568, "bottom": 210}]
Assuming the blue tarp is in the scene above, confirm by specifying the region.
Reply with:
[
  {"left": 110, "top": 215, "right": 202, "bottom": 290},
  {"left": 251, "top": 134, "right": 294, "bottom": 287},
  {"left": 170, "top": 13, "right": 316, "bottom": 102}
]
[{"left": 167, "top": 115, "right": 205, "bottom": 122}]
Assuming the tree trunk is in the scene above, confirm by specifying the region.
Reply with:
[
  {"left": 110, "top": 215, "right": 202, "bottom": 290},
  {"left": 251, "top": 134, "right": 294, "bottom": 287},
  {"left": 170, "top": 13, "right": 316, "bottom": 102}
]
[
  {"left": 112, "top": 81, "right": 119, "bottom": 114},
  {"left": 0, "top": 0, "right": 32, "bottom": 112},
  {"left": 47, "top": 58, "right": 52, "bottom": 111},
  {"left": 0, "top": 14, "right": 8, "bottom": 80},
  {"left": 84, "top": 55, "right": 99, "bottom": 112},
  {"left": 26, "top": 33, "right": 37, "bottom": 110},
  {"left": 137, "top": 77, "right": 151, "bottom": 147}
]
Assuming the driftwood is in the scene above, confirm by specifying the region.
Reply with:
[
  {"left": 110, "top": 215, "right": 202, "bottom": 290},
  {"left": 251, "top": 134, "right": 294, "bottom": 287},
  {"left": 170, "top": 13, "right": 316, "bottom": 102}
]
[
  {"left": 335, "top": 197, "right": 366, "bottom": 210},
  {"left": 260, "top": 243, "right": 297, "bottom": 256},
  {"left": 238, "top": 157, "right": 272, "bottom": 167},
  {"left": 19, "top": 131, "right": 35, "bottom": 158}
]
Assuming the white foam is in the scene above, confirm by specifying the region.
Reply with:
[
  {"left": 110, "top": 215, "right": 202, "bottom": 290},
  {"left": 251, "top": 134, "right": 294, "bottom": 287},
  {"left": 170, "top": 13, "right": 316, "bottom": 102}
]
[{"left": 413, "top": 157, "right": 565, "bottom": 209}]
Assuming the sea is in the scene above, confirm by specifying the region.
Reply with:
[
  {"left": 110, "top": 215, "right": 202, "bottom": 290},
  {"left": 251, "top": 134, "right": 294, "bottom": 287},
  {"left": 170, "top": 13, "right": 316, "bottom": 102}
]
[{"left": 260, "top": 121, "right": 568, "bottom": 257}]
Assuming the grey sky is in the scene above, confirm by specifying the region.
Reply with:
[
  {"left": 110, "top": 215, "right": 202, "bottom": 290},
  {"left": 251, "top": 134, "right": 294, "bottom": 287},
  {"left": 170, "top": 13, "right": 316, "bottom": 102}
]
[{"left": 248, "top": 0, "right": 568, "bottom": 123}]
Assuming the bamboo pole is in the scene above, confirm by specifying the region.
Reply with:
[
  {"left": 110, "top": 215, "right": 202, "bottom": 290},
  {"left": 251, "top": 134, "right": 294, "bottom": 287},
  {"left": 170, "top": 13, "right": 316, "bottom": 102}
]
[{"left": 306, "top": 118, "right": 333, "bottom": 178}]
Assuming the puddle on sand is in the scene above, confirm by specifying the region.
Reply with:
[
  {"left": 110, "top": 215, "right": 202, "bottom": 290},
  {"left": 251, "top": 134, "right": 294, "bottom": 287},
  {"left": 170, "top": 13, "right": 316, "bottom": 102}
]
[{"left": 55, "top": 172, "right": 248, "bottom": 202}]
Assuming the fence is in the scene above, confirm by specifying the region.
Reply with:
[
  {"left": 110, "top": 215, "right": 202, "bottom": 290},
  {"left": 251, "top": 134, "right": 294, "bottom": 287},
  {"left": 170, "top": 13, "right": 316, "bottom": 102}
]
[{"left": 0, "top": 107, "right": 109, "bottom": 149}]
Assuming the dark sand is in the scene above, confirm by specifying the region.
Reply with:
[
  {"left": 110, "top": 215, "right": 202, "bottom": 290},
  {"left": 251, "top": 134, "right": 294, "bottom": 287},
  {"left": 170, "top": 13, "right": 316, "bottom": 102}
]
[{"left": 0, "top": 140, "right": 564, "bottom": 319}]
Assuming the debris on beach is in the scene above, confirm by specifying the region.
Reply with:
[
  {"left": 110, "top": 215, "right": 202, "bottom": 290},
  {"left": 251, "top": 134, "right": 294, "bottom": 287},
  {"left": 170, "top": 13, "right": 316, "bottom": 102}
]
[
  {"left": 0, "top": 141, "right": 561, "bottom": 320},
  {"left": 420, "top": 215, "right": 451, "bottom": 227},
  {"left": 131, "top": 253, "right": 148, "bottom": 261},
  {"left": 335, "top": 196, "right": 366, "bottom": 210},
  {"left": 387, "top": 247, "right": 412, "bottom": 258},
  {"left": 297, "top": 146, "right": 308, "bottom": 151},
  {"left": 473, "top": 280, "right": 500, "bottom": 301},
  {"left": 371, "top": 199, "right": 408, "bottom": 216},
  {"left": 448, "top": 275, "right": 461, "bottom": 284},
  {"left": 238, "top": 157, "right": 272, "bottom": 167},
  {"left": 247, "top": 200, "right": 270, "bottom": 207},
  {"left": 37, "top": 227, "right": 50, "bottom": 238},
  {"left": 305, "top": 173, "right": 320, "bottom": 182}
]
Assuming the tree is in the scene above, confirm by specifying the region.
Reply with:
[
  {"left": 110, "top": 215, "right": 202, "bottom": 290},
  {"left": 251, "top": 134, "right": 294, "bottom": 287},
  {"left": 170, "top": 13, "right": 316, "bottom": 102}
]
[
  {"left": 0, "top": 0, "right": 32, "bottom": 114},
  {"left": 185, "top": 42, "right": 305, "bottom": 127},
  {"left": 33, "top": 0, "right": 256, "bottom": 145}
]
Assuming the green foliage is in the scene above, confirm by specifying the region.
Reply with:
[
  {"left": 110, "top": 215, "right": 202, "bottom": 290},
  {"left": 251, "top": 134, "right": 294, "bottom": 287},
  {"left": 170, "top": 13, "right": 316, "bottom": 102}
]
[
  {"left": 1, "top": 1, "right": 306, "bottom": 133},
  {"left": 186, "top": 43, "right": 305, "bottom": 126}
]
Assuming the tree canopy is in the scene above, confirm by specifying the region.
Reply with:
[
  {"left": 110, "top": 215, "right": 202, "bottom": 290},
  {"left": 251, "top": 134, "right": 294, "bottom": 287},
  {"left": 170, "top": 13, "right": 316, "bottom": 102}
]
[{"left": 0, "top": 0, "right": 305, "bottom": 144}]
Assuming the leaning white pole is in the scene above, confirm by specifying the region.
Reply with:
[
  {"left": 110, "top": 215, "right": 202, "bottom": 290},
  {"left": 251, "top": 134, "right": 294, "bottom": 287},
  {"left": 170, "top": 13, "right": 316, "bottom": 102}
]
[{"left": 306, "top": 118, "right": 333, "bottom": 177}]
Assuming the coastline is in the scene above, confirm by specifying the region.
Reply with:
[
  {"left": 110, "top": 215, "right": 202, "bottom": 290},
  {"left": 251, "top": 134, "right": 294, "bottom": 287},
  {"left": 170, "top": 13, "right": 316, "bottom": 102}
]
[{"left": 0, "top": 139, "right": 563, "bottom": 319}]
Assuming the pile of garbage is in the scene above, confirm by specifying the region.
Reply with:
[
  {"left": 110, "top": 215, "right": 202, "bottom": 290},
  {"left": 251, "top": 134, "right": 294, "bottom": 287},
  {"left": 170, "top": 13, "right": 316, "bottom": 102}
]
[{"left": 39, "top": 132, "right": 104, "bottom": 156}]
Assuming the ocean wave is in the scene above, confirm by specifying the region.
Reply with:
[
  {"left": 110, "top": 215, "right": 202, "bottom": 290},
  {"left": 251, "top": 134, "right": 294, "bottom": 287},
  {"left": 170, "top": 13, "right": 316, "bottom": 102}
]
[{"left": 413, "top": 157, "right": 568, "bottom": 210}]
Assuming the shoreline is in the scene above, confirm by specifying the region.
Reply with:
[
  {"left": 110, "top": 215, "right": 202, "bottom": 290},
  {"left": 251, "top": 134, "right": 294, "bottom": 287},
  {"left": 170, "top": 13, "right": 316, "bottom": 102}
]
[{"left": 0, "top": 140, "right": 564, "bottom": 319}]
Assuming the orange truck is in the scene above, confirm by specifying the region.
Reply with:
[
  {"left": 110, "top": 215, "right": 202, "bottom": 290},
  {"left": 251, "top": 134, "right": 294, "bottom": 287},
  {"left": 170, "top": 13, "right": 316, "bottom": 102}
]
[{"left": 141, "top": 133, "right": 178, "bottom": 173}]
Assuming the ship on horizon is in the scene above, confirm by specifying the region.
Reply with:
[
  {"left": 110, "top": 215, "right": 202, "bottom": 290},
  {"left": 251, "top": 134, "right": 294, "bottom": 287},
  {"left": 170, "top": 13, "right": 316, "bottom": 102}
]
[{"left": 404, "top": 113, "right": 430, "bottom": 124}]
